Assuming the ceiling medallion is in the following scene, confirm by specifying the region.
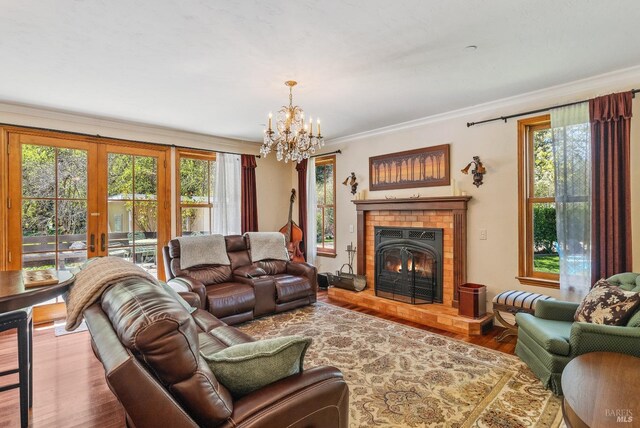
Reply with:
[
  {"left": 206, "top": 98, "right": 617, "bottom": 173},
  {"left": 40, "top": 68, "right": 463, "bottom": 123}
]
[{"left": 260, "top": 81, "right": 324, "bottom": 163}]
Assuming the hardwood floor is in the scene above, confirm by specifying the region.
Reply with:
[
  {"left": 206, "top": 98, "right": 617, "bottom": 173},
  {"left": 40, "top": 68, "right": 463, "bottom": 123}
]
[{"left": 0, "top": 290, "right": 516, "bottom": 427}]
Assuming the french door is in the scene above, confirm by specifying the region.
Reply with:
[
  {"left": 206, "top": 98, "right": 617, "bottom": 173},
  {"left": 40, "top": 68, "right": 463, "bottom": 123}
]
[{"left": 6, "top": 131, "right": 169, "bottom": 322}]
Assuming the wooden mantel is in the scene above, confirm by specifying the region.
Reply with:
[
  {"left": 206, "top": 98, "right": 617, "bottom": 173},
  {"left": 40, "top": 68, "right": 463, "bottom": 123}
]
[
  {"left": 352, "top": 196, "right": 472, "bottom": 212},
  {"left": 353, "top": 196, "right": 472, "bottom": 306}
]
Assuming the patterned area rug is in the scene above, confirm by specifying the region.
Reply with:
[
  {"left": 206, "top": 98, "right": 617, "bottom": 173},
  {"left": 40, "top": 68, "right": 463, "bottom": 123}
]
[{"left": 238, "top": 302, "right": 563, "bottom": 428}]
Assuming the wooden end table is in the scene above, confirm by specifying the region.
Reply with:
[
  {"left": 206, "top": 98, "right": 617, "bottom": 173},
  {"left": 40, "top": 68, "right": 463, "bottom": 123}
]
[{"left": 562, "top": 352, "right": 640, "bottom": 427}]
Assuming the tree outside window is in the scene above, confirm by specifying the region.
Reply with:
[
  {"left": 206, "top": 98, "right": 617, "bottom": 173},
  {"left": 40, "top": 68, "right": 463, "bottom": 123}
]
[
  {"left": 315, "top": 156, "right": 336, "bottom": 256},
  {"left": 177, "top": 150, "right": 216, "bottom": 236}
]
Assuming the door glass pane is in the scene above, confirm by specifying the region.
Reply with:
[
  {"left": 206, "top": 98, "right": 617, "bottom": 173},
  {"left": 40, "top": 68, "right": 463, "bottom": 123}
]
[
  {"left": 58, "top": 251, "right": 87, "bottom": 271},
  {"left": 181, "top": 207, "right": 211, "bottom": 235},
  {"left": 532, "top": 202, "right": 559, "bottom": 274},
  {"left": 135, "top": 156, "right": 157, "bottom": 200},
  {"left": 20, "top": 144, "right": 89, "bottom": 277},
  {"left": 107, "top": 152, "right": 159, "bottom": 277},
  {"left": 22, "top": 144, "right": 55, "bottom": 198},
  {"left": 134, "top": 201, "right": 157, "bottom": 246},
  {"left": 135, "top": 246, "right": 156, "bottom": 277},
  {"left": 58, "top": 148, "right": 87, "bottom": 198},
  {"left": 57, "top": 200, "right": 88, "bottom": 249},
  {"left": 108, "top": 153, "right": 133, "bottom": 199},
  {"left": 108, "top": 201, "right": 132, "bottom": 247}
]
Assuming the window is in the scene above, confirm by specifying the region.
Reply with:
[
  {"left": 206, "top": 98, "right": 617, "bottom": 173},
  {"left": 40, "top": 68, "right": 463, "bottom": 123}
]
[
  {"left": 517, "top": 115, "right": 559, "bottom": 287},
  {"left": 315, "top": 155, "right": 336, "bottom": 256},
  {"left": 176, "top": 149, "right": 216, "bottom": 236}
]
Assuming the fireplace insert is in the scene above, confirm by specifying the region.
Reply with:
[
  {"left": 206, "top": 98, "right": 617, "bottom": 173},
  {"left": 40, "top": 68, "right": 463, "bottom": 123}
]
[{"left": 374, "top": 226, "right": 443, "bottom": 304}]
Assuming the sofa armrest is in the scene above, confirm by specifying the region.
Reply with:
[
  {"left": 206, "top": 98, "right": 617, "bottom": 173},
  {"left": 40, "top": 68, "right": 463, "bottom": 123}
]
[
  {"left": 287, "top": 262, "right": 317, "bottom": 294},
  {"left": 219, "top": 366, "right": 349, "bottom": 428},
  {"left": 569, "top": 323, "right": 640, "bottom": 357},
  {"left": 178, "top": 291, "right": 201, "bottom": 309},
  {"left": 534, "top": 299, "right": 579, "bottom": 321},
  {"left": 167, "top": 276, "right": 206, "bottom": 309}
]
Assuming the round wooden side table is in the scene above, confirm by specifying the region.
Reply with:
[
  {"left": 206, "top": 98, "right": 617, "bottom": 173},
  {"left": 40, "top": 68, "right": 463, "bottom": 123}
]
[
  {"left": 562, "top": 352, "right": 640, "bottom": 427},
  {"left": 0, "top": 270, "right": 74, "bottom": 313}
]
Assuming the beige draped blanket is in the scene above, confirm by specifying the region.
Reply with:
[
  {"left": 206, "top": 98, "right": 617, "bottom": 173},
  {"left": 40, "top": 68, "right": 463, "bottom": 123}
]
[{"left": 65, "top": 257, "right": 158, "bottom": 331}]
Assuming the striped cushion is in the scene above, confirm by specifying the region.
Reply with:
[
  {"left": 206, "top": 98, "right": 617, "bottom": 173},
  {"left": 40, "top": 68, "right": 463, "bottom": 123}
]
[{"left": 493, "top": 290, "right": 554, "bottom": 310}]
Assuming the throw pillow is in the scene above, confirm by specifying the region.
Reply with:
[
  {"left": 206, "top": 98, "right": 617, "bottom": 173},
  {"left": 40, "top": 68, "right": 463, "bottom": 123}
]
[
  {"left": 159, "top": 281, "right": 196, "bottom": 314},
  {"left": 201, "top": 335, "right": 311, "bottom": 398},
  {"left": 626, "top": 307, "right": 640, "bottom": 328},
  {"left": 575, "top": 280, "right": 640, "bottom": 325}
]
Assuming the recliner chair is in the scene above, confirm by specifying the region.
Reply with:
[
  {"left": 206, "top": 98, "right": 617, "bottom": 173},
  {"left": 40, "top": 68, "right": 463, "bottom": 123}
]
[{"left": 515, "top": 273, "right": 640, "bottom": 395}]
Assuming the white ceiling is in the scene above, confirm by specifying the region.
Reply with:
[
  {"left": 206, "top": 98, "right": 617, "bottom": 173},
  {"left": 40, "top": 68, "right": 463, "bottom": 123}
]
[{"left": 1, "top": 1, "right": 640, "bottom": 141}]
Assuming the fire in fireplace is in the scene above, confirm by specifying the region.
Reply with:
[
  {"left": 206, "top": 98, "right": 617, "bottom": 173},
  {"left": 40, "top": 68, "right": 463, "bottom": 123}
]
[{"left": 374, "top": 226, "right": 443, "bottom": 304}]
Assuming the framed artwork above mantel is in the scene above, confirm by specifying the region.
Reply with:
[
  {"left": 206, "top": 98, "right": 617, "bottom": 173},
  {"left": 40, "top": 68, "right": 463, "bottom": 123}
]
[{"left": 369, "top": 144, "right": 450, "bottom": 191}]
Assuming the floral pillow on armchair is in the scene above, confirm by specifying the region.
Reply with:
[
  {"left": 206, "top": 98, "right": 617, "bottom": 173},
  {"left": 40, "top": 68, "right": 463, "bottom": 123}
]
[{"left": 574, "top": 279, "right": 640, "bottom": 325}]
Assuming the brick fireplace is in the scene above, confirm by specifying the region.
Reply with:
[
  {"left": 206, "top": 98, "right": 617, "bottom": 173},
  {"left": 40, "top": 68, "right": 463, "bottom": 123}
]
[
  {"left": 356, "top": 196, "right": 471, "bottom": 308},
  {"left": 328, "top": 196, "right": 493, "bottom": 335}
]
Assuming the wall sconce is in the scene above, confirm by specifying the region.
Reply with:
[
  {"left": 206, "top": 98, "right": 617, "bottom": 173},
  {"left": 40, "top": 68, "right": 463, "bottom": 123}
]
[
  {"left": 342, "top": 172, "right": 358, "bottom": 195},
  {"left": 461, "top": 156, "right": 486, "bottom": 187}
]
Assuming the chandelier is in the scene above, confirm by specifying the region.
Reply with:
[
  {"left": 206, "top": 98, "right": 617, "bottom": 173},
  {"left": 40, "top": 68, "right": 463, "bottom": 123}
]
[{"left": 260, "top": 81, "right": 324, "bottom": 163}]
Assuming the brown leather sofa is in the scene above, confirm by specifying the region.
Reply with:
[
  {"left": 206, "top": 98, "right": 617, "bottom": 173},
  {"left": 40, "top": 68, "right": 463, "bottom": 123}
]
[
  {"left": 84, "top": 277, "right": 349, "bottom": 428},
  {"left": 163, "top": 235, "right": 317, "bottom": 325}
]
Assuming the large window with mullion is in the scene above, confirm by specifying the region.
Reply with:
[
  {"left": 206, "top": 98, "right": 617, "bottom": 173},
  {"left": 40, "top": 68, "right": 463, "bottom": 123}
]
[
  {"left": 315, "top": 155, "right": 336, "bottom": 256},
  {"left": 177, "top": 150, "right": 216, "bottom": 236},
  {"left": 518, "top": 115, "right": 559, "bottom": 286}
]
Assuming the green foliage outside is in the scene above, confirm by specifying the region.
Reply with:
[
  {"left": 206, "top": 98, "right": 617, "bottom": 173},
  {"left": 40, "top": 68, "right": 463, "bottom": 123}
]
[
  {"left": 179, "top": 158, "right": 215, "bottom": 233},
  {"left": 108, "top": 154, "right": 158, "bottom": 232},
  {"left": 534, "top": 254, "right": 560, "bottom": 274},
  {"left": 22, "top": 145, "right": 87, "bottom": 238},
  {"left": 533, "top": 204, "right": 557, "bottom": 254},
  {"left": 315, "top": 163, "right": 335, "bottom": 245}
]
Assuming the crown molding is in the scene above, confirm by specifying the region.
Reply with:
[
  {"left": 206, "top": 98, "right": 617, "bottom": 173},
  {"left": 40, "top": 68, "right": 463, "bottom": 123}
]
[
  {"left": 0, "top": 101, "right": 260, "bottom": 152},
  {"left": 326, "top": 64, "right": 640, "bottom": 146}
]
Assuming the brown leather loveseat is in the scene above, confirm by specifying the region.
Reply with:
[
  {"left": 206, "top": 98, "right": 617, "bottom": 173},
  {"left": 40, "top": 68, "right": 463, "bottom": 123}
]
[
  {"left": 84, "top": 277, "right": 349, "bottom": 428},
  {"left": 163, "top": 235, "right": 317, "bottom": 325}
]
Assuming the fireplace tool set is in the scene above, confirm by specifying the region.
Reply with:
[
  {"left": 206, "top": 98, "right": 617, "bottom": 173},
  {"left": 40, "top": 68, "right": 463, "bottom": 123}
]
[{"left": 327, "top": 242, "right": 367, "bottom": 292}]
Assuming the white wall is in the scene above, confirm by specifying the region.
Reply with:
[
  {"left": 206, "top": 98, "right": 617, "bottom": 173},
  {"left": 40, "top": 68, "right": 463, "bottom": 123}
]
[
  {"left": 312, "top": 66, "right": 640, "bottom": 303},
  {"left": 0, "top": 103, "right": 290, "bottom": 236}
]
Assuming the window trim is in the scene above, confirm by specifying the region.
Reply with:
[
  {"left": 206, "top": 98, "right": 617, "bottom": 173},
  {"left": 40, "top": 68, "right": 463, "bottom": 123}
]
[
  {"left": 315, "top": 155, "right": 337, "bottom": 257},
  {"left": 517, "top": 115, "right": 559, "bottom": 288},
  {"left": 175, "top": 148, "right": 216, "bottom": 236}
]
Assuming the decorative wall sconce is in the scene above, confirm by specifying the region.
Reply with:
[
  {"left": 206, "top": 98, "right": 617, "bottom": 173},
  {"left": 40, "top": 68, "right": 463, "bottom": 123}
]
[
  {"left": 461, "top": 156, "right": 486, "bottom": 187},
  {"left": 342, "top": 172, "right": 358, "bottom": 195}
]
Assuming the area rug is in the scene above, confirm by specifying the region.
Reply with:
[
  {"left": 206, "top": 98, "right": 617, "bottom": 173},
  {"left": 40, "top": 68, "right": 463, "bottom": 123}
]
[{"left": 238, "top": 302, "right": 563, "bottom": 428}]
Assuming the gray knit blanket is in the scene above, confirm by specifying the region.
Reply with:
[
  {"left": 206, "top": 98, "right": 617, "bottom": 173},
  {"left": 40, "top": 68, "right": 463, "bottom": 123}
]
[
  {"left": 65, "top": 257, "right": 158, "bottom": 331},
  {"left": 245, "top": 232, "right": 290, "bottom": 262},
  {"left": 177, "top": 234, "right": 230, "bottom": 269}
]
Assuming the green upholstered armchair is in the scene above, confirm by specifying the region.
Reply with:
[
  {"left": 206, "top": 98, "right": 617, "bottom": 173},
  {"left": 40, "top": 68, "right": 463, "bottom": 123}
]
[{"left": 515, "top": 273, "right": 640, "bottom": 396}]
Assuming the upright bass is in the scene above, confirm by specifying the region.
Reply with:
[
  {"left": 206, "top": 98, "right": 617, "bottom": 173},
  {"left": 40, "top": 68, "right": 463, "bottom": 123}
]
[{"left": 280, "top": 189, "right": 305, "bottom": 262}]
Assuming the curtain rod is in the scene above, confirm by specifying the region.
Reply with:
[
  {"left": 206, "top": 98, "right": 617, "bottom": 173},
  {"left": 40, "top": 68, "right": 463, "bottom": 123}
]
[
  {"left": 310, "top": 149, "right": 342, "bottom": 158},
  {"left": 466, "top": 88, "right": 640, "bottom": 127},
  {"left": 0, "top": 121, "right": 261, "bottom": 158}
]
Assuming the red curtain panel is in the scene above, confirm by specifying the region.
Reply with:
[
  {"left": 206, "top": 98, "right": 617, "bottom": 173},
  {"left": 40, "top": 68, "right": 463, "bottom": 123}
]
[
  {"left": 589, "top": 91, "right": 633, "bottom": 282},
  {"left": 296, "top": 159, "right": 308, "bottom": 260},
  {"left": 241, "top": 155, "right": 259, "bottom": 233}
]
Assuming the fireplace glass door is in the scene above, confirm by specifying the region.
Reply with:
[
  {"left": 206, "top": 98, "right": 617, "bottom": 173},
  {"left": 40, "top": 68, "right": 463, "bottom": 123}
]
[{"left": 377, "top": 245, "right": 438, "bottom": 304}]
